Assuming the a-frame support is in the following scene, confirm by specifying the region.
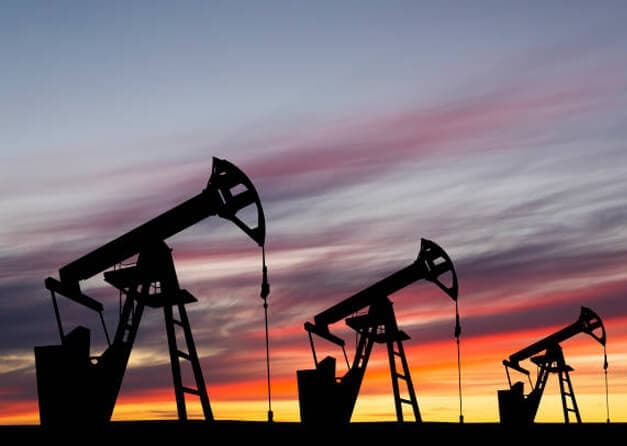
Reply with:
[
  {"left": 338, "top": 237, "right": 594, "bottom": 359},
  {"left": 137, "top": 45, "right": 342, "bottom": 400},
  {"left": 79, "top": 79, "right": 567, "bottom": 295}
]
[
  {"left": 346, "top": 297, "right": 422, "bottom": 423},
  {"left": 530, "top": 344, "right": 581, "bottom": 423},
  {"left": 104, "top": 240, "right": 213, "bottom": 421}
]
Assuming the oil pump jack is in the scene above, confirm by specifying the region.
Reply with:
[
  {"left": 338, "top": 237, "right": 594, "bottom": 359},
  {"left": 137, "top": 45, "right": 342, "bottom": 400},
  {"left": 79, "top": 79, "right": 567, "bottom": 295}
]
[
  {"left": 34, "top": 157, "right": 270, "bottom": 428},
  {"left": 498, "top": 306, "right": 609, "bottom": 425},
  {"left": 297, "top": 238, "right": 461, "bottom": 426}
]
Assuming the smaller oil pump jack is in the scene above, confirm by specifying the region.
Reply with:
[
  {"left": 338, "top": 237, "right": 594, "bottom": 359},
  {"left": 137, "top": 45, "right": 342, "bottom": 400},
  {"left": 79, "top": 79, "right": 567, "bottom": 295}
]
[
  {"left": 498, "top": 306, "right": 609, "bottom": 425},
  {"left": 34, "top": 157, "right": 270, "bottom": 428},
  {"left": 297, "top": 238, "right": 461, "bottom": 426}
]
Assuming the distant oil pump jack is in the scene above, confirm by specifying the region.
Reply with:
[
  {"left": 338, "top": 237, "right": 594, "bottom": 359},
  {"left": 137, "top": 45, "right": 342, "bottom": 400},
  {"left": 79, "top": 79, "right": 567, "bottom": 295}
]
[
  {"left": 297, "top": 238, "right": 461, "bottom": 426},
  {"left": 498, "top": 306, "right": 609, "bottom": 425},
  {"left": 34, "top": 157, "right": 270, "bottom": 428}
]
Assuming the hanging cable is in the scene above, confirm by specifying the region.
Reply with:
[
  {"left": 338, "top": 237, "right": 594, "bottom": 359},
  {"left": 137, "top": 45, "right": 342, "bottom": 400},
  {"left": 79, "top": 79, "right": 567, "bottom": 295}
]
[
  {"left": 99, "top": 311, "right": 111, "bottom": 347},
  {"left": 455, "top": 299, "right": 463, "bottom": 423},
  {"left": 260, "top": 246, "right": 273, "bottom": 422},
  {"left": 603, "top": 344, "right": 610, "bottom": 423}
]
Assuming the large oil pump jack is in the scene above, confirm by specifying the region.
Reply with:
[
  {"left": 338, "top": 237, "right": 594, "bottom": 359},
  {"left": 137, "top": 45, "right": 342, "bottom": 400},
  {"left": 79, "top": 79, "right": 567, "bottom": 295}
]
[
  {"left": 34, "top": 157, "right": 269, "bottom": 428},
  {"left": 297, "top": 238, "right": 461, "bottom": 426},
  {"left": 498, "top": 306, "right": 609, "bottom": 425}
]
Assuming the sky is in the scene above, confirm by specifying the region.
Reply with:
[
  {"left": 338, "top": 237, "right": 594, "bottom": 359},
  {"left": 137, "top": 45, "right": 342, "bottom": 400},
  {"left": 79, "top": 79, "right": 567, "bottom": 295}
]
[{"left": 1, "top": 0, "right": 627, "bottom": 426}]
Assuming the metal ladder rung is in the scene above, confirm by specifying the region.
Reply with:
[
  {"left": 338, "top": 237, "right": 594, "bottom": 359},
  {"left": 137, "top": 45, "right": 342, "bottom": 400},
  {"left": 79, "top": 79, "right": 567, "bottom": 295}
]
[
  {"left": 177, "top": 350, "right": 191, "bottom": 360},
  {"left": 387, "top": 335, "right": 421, "bottom": 423},
  {"left": 181, "top": 386, "right": 200, "bottom": 395},
  {"left": 558, "top": 369, "right": 581, "bottom": 423},
  {"left": 165, "top": 300, "right": 213, "bottom": 421}
]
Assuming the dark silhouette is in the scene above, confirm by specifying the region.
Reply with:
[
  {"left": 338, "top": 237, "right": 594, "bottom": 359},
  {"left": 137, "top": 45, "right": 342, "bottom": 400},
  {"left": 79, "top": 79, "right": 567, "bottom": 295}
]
[
  {"left": 34, "top": 157, "right": 268, "bottom": 428},
  {"left": 20, "top": 157, "right": 623, "bottom": 439},
  {"left": 297, "top": 238, "right": 460, "bottom": 426},
  {"left": 498, "top": 306, "right": 609, "bottom": 426}
]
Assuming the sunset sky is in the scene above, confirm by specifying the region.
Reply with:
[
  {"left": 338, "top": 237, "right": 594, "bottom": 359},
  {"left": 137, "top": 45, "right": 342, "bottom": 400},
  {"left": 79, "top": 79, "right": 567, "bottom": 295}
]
[{"left": 2, "top": 1, "right": 627, "bottom": 426}]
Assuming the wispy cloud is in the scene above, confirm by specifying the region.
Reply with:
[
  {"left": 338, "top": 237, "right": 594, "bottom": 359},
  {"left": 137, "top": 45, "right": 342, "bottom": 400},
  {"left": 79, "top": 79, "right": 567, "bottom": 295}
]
[{"left": 2, "top": 42, "right": 627, "bottom": 424}]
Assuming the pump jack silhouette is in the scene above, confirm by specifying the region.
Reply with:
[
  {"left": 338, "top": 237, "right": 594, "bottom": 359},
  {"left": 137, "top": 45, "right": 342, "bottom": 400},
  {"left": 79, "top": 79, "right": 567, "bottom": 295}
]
[
  {"left": 34, "top": 157, "right": 269, "bottom": 428},
  {"left": 297, "top": 238, "right": 461, "bottom": 426},
  {"left": 498, "top": 306, "right": 608, "bottom": 425}
]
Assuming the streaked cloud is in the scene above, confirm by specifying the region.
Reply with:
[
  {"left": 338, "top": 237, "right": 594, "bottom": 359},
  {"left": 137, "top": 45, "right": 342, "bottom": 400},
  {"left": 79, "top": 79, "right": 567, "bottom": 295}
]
[{"left": 2, "top": 13, "right": 627, "bottom": 425}]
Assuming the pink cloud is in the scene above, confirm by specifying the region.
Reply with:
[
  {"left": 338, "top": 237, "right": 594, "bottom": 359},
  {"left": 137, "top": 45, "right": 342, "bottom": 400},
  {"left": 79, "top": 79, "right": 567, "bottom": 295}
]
[{"left": 239, "top": 66, "right": 626, "bottom": 202}]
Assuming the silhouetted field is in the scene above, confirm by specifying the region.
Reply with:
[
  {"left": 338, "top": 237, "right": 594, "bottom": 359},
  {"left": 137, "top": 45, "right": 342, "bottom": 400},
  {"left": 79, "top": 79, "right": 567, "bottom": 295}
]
[{"left": 1, "top": 420, "right": 625, "bottom": 442}]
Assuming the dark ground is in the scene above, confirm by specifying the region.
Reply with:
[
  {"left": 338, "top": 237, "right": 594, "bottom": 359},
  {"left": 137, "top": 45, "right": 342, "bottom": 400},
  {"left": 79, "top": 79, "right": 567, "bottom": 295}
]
[{"left": 0, "top": 420, "right": 625, "bottom": 443}]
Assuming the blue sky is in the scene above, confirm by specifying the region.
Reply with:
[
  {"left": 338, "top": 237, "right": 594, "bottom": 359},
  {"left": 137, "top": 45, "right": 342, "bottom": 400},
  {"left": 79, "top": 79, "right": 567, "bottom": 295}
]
[{"left": 1, "top": 1, "right": 627, "bottom": 424}]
